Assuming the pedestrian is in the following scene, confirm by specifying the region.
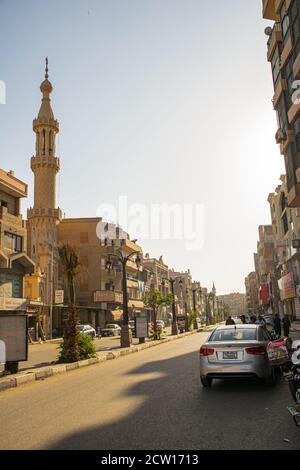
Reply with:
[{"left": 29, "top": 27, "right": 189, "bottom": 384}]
[
  {"left": 256, "top": 315, "right": 266, "bottom": 326},
  {"left": 225, "top": 316, "right": 236, "bottom": 326},
  {"left": 274, "top": 314, "right": 282, "bottom": 338},
  {"left": 240, "top": 315, "right": 247, "bottom": 324},
  {"left": 282, "top": 315, "right": 291, "bottom": 337},
  {"left": 250, "top": 315, "right": 257, "bottom": 324}
]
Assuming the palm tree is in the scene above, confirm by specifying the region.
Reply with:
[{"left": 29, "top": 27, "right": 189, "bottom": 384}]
[
  {"left": 143, "top": 290, "right": 174, "bottom": 340},
  {"left": 58, "top": 244, "right": 80, "bottom": 363}
]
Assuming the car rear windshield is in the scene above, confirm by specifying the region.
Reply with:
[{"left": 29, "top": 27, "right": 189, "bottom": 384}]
[{"left": 209, "top": 328, "right": 257, "bottom": 342}]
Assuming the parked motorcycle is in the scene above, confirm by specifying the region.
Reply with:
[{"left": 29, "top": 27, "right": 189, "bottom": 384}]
[
  {"left": 282, "top": 340, "right": 300, "bottom": 427},
  {"left": 267, "top": 337, "right": 300, "bottom": 427}
]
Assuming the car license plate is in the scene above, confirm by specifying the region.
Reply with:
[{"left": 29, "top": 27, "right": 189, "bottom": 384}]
[{"left": 223, "top": 351, "right": 237, "bottom": 360}]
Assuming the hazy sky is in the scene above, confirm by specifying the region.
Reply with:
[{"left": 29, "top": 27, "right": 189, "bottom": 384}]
[{"left": 0, "top": 0, "right": 285, "bottom": 294}]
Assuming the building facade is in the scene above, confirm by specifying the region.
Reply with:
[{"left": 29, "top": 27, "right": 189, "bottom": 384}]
[
  {"left": 263, "top": 0, "right": 300, "bottom": 207},
  {"left": 0, "top": 168, "right": 35, "bottom": 315}
]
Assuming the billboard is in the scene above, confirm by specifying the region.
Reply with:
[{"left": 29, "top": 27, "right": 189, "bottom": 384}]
[
  {"left": 260, "top": 284, "right": 270, "bottom": 305},
  {"left": 0, "top": 315, "right": 28, "bottom": 362},
  {"left": 278, "top": 273, "right": 296, "bottom": 300}
]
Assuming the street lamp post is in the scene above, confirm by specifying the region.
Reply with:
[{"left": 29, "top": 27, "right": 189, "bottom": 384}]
[
  {"left": 106, "top": 249, "right": 142, "bottom": 348},
  {"left": 166, "top": 277, "right": 183, "bottom": 336},
  {"left": 184, "top": 288, "right": 190, "bottom": 332},
  {"left": 192, "top": 288, "right": 199, "bottom": 330}
]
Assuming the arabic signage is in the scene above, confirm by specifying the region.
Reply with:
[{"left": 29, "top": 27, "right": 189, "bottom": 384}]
[
  {"left": 135, "top": 316, "right": 148, "bottom": 338},
  {"left": 278, "top": 272, "right": 296, "bottom": 300},
  {"left": 260, "top": 284, "right": 270, "bottom": 305},
  {"left": 0, "top": 297, "right": 28, "bottom": 311},
  {"left": 0, "top": 314, "right": 28, "bottom": 362},
  {"left": 55, "top": 290, "right": 64, "bottom": 305}
]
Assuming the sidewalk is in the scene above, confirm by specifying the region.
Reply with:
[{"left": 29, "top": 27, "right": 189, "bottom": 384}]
[{"left": 0, "top": 325, "right": 219, "bottom": 393}]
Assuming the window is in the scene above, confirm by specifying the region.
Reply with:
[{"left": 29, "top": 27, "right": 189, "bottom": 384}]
[
  {"left": 4, "top": 231, "right": 22, "bottom": 252},
  {"left": 282, "top": 14, "right": 290, "bottom": 39},
  {"left": 209, "top": 328, "right": 257, "bottom": 342},
  {"left": 272, "top": 48, "right": 281, "bottom": 88}
]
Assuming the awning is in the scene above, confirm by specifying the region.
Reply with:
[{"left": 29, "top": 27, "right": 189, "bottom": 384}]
[
  {"left": 128, "top": 300, "right": 144, "bottom": 309},
  {"left": 0, "top": 250, "right": 8, "bottom": 268},
  {"left": 9, "top": 253, "right": 35, "bottom": 274}
]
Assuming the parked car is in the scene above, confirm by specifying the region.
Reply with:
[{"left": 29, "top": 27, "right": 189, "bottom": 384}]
[
  {"left": 263, "top": 315, "right": 274, "bottom": 327},
  {"left": 76, "top": 324, "right": 96, "bottom": 339},
  {"left": 199, "top": 324, "right": 278, "bottom": 388},
  {"left": 100, "top": 323, "right": 121, "bottom": 337}
]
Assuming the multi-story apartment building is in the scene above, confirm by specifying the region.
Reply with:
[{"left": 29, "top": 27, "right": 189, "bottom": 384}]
[
  {"left": 142, "top": 255, "right": 171, "bottom": 323},
  {"left": 0, "top": 168, "right": 35, "bottom": 312},
  {"left": 256, "top": 225, "right": 277, "bottom": 312},
  {"left": 168, "top": 269, "right": 193, "bottom": 315},
  {"left": 263, "top": 0, "right": 300, "bottom": 207},
  {"left": 268, "top": 174, "right": 300, "bottom": 318},
  {"left": 245, "top": 272, "right": 260, "bottom": 313},
  {"left": 57, "top": 219, "right": 144, "bottom": 332},
  {"left": 217, "top": 293, "right": 246, "bottom": 316}
]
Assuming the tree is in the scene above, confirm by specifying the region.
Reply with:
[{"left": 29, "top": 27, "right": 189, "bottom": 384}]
[
  {"left": 58, "top": 244, "right": 80, "bottom": 363},
  {"left": 143, "top": 290, "right": 174, "bottom": 340}
]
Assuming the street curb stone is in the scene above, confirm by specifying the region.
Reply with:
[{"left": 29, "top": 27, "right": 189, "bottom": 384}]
[{"left": 0, "top": 325, "right": 219, "bottom": 393}]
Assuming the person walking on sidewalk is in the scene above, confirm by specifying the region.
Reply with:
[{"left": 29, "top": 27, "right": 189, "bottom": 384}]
[
  {"left": 274, "top": 314, "right": 282, "bottom": 338},
  {"left": 225, "top": 316, "right": 236, "bottom": 326},
  {"left": 283, "top": 315, "right": 291, "bottom": 337}
]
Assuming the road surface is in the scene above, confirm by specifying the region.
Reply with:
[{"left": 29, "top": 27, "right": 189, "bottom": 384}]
[{"left": 0, "top": 331, "right": 299, "bottom": 450}]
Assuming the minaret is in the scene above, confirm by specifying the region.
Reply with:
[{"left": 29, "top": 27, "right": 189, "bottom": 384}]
[{"left": 27, "top": 59, "right": 62, "bottom": 309}]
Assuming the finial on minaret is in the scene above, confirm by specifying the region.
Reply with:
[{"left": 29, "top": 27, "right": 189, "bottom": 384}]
[{"left": 45, "top": 57, "right": 49, "bottom": 79}]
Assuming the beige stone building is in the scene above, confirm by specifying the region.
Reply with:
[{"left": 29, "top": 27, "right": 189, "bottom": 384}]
[
  {"left": 0, "top": 168, "right": 35, "bottom": 313},
  {"left": 268, "top": 175, "right": 300, "bottom": 319},
  {"left": 245, "top": 272, "right": 260, "bottom": 313}
]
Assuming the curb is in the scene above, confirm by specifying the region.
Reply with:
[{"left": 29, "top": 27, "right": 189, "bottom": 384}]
[{"left": 0, "top": 326, "right": 217, "bottom": 393}]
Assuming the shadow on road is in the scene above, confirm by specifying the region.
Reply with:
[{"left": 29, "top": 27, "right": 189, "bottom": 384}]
[{"left": 47, "top": 348, "right": 300, "bottom": 451}]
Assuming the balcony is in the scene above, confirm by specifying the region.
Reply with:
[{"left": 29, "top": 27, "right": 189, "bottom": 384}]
[
  {"left": 280, "top": 35, "right": 293, "bottom": 69},
  {"left": 93, "top": 290, "right": 123, "bottom": 304},
  {"left": 120, "top": 238, "right": 142, "bottom": 254},
  {"left": 280, "top": 130, "right": 295, "bottom": 155},
  {"left": 267, "top": 23, "right": 282, "bottom": 62},
  {"left": 293, "top": 52, "right": 300, "bottom": 83},
  {"left": 0, "top": 205, "right": 25, "bottom": 228},
  {"left": 27, "top": 207, "right": 62, "bottom": 220},
  {"left": 288, "top": 101, "right": 300, "bottom": 124},
  {"left": 263, "top": 0, "right": 280, "bottom": 21},
  {"left": 287, "top": 183, "right": 300, "bottom": 207},
  {"left": 273, "top": 78, "right": 287, "bottom": 108}
]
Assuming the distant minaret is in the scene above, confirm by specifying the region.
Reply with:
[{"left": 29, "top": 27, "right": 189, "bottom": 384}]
[{"left": 27, "top": 59, "right": 62, "bottom": 301}]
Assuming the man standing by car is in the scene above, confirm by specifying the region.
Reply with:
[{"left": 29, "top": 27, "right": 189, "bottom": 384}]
[
  {"left": 225, "top": 316, "right": 236, "bottom": 325},
  {"left": 283, "top": 314, "right": 291, "bottom": 337},
  {"left": 274, "top": 314, "right": 282, "bottom": 338}
]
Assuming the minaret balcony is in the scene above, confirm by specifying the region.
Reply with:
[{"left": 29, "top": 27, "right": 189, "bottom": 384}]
[
  {"left": 27, "top": 207, "right": 62, "bottom": 220},
  {"left": 33, "top": 117, "right": 59, "bottom": 132},
  {"left": 31, "top": 155, "right": 60, "bottom": 172}
]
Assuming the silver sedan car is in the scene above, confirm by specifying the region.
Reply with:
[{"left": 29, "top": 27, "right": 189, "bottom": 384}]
[{"left": 199, "top": 324, "right": 277, "bottom": 387}]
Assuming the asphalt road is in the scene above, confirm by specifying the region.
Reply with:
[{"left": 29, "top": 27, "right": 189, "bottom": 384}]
[{"left": 0, "top": 331, "right": 299, "bottom": 450}]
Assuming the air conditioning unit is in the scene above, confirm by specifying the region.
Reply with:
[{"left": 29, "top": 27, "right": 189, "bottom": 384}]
[{"left": 275, "top": 128, "right": 287, "bottom": 144}]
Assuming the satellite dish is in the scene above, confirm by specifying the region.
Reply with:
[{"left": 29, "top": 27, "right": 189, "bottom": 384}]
[{"left": 264, "top": 26, "right": 273, "bottom": 36}]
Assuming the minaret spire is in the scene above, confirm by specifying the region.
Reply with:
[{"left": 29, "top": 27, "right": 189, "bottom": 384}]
[{"left": 45, "top": 56, "right": 49, "bottom": 79}]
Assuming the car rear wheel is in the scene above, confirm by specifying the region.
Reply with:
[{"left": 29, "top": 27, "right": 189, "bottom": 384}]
[
  {"left": 200, "top": 376, "right": 213, "bottom": 388},
  {"left": 265, "top": 368, "right": 278, "bottom": 387}
]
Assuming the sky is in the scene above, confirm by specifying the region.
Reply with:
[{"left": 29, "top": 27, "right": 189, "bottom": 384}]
[{"left": 0, "top": 0, "right": 285, "bottom": 294}]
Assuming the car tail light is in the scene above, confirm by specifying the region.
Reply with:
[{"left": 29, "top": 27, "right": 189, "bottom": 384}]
[
  {"left": 246, "top": 346, "right": 266, "bottom": 356},
  {"left": 200, "top": 346, "right": 215, "bottom": 356}
]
